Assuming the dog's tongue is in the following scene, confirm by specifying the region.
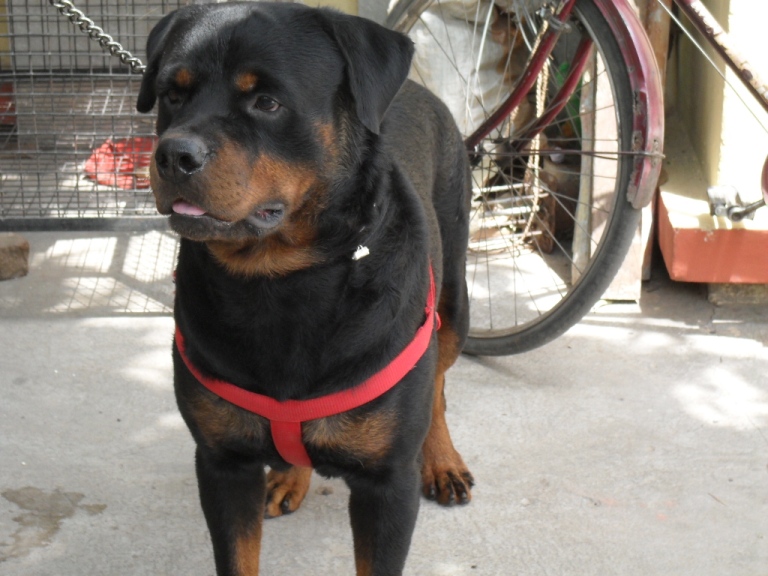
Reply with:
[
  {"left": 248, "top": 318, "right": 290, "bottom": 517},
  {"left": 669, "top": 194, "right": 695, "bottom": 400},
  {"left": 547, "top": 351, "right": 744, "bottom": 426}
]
[{"left": 172, "top": 200, "right": 206, "bottom": 216}]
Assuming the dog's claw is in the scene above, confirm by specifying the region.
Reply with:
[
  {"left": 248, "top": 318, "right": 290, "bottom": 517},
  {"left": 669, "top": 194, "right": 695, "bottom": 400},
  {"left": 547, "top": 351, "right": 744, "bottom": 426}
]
[
  {"left": 265, "top": 467, "right": 312, "bottom": 519},
  {"left": 452, "top": 472, "right": 473, "bottom": 504},
  {"left": 422, "top": 461, "right": 474, "bottom": 506}
]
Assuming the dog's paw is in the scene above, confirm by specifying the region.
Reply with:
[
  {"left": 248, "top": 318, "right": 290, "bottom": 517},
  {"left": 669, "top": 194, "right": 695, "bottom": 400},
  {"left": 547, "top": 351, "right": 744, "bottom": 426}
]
[
  {"left": 421, "top": 454, "right": 475, "bottom": 506},
  {"left": 265, "top": 466, "right": 312, "bottom": 518}
]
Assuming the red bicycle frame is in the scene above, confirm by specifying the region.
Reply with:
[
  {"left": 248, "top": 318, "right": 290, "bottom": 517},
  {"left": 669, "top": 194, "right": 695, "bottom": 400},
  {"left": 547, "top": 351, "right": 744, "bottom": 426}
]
[{"left": 465, "top": 0, "right": 665, "bottom": 210}]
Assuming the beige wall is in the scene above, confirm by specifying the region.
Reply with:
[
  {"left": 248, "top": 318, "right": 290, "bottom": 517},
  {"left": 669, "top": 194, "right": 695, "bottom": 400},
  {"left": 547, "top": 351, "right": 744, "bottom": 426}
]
[
  {"left": 305, "top": 0, "right": 358, "bottom": 14},
  {"left": 0, "top": 0, "right": 9, "bottom": 70},
  {"left": 673, "top": 0, "right": 728, "bottom": 190},
  {"left": 673, "top": 0, "right": 768, "bottom": 202},
  {"left": 719, "top": 0, "right": 768, "bottom": 203}
]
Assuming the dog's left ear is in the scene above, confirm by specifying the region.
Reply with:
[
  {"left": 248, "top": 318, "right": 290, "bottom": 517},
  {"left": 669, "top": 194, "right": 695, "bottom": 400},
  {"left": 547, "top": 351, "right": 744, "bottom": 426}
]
[
  {"left": 320, "top": 11, "right": 414, "bottom": 135},
  {"left": 136, "top": 10, "right": 178, "bottom": 113}
]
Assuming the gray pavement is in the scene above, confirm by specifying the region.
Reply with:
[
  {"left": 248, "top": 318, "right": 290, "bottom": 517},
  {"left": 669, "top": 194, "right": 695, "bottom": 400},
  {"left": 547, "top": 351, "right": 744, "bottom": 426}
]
[{"left": 1, "top": 231, "right": 767, "bottom": 575}]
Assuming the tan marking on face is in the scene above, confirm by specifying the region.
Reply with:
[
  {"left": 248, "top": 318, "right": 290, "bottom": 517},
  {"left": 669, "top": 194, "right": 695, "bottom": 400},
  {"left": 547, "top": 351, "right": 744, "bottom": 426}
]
[
  {"left": 314, "top": 120, "right": 349, "bottom": 178},
  {"left": 200, "top": 141, "right": 318, "bottom": 222},
  {"left": 200, "top": 140, "right": 326, "bottom": 277},
  {"left": 174, "top": 68, "right": 194, "bottom": 88},
  {"left": 315, "top": 121, "right": 337, "bottom": 157},
  {"left": 235, "top": 71, "right": 259, "bottom": 93},
  {"left": 151, "top": 133, "right": 329, "bottom": 276},
  {"left": 304, "top": 410, "right": 396, "bottom": 464},
  {"left": 207, "top": 230, "right": 320, "bottom": 278}
]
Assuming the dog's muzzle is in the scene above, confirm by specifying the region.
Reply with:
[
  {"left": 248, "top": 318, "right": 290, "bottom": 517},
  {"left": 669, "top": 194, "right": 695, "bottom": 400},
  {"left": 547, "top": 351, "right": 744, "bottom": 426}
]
[{"left": 154, "top": 136, "right": 208, "bottom": 182}]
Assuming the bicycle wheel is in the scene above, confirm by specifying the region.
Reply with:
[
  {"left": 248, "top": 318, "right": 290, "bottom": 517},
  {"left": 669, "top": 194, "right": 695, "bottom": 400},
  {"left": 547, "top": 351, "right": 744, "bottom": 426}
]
[{"left": 387, "top": 0, "right": 640, "bottom": 355}]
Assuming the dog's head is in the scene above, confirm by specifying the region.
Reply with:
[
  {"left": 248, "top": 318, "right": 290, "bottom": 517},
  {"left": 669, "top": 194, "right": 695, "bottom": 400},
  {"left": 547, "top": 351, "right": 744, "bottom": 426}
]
[{"left": 137, "top": 2, "right": 413, "bottom": 268}]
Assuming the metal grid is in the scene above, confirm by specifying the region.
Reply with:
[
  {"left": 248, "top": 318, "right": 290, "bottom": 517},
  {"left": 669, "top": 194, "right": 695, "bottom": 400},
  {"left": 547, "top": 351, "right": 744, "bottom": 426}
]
[{"left": 0, "top": 0, "right": 185, "bottom": 229}]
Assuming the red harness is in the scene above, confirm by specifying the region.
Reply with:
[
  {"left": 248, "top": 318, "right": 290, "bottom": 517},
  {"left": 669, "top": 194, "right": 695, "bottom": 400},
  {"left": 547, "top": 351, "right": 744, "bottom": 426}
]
[{"left": 175, "top": 267, "right": 438, "bottom": 468}]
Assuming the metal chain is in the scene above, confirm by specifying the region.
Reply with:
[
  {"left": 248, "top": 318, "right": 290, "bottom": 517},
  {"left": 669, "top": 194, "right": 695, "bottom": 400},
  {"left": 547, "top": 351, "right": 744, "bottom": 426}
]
[{"left": 48, "top": 0, "right": 146, "bottom": 74}]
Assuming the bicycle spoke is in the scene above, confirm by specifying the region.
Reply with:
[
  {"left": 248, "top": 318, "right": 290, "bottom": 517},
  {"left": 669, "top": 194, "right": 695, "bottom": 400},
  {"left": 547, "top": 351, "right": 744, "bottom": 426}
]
[{"left": 390, "top": 0, "right": 636, "bottom": 351}]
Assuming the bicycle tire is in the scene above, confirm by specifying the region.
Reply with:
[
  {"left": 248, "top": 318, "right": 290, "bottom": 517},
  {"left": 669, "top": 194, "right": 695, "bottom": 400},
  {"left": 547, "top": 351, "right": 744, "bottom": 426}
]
[{"left": 387, "top": 0, "right": 640, "bottom": 355}]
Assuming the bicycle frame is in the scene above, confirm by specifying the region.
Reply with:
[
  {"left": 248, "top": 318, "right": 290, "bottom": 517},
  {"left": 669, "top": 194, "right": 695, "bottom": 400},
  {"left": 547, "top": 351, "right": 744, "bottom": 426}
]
[
  {"left": 464, "top": 0, "right": 665, "bottom": 210},
  {"left": 672, "top": 0, "right": 768, "bottom": 115}
]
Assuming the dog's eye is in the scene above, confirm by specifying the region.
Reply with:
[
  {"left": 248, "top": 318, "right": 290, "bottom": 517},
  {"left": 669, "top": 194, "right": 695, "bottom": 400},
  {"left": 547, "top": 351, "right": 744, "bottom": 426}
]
[
  {"left": 255, "top": 96, "right": 280, "bottom": 112},
  {"left": 166, "top": 89, "right": 183, "bottom": 105}
]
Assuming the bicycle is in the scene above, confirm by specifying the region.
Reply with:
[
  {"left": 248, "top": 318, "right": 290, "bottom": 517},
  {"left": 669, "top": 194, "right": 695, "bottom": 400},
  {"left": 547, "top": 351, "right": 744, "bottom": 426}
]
[
  {"left": 387, "top": 0, "right": 665, "bottom": 355},
  {"left": 48, "top": 0, "right": 666, "bottom": 355}
]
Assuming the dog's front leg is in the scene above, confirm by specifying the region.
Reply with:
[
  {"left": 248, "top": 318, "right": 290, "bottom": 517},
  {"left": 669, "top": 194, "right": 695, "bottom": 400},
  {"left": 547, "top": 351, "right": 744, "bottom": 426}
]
[
  {"left": 196, "top": 447, "right": 266, "bottom": 576},
  {"left": 347, "top": 460, "right": 421, "bottom": 576}
]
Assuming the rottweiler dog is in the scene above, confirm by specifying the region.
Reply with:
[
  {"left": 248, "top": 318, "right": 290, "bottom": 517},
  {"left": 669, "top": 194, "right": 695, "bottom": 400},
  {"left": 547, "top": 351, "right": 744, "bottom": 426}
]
[{"left": 137, "top": 2, "right": 473, "bottom": 574}]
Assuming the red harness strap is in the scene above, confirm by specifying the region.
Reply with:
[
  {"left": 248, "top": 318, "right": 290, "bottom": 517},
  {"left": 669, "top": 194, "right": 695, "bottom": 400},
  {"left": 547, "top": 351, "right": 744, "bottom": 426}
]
[{"left": 175, "top": 266, "right": 439, "bottom": 468}]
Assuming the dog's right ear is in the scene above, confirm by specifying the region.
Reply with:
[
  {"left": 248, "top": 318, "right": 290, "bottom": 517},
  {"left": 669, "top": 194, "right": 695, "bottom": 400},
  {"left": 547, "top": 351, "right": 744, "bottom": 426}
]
[
  {"left": 317, "top": 10, "right": 414, "bottom": 135},
  {"left": 136, "top": 11, "right": 177, "bottom": 113}
]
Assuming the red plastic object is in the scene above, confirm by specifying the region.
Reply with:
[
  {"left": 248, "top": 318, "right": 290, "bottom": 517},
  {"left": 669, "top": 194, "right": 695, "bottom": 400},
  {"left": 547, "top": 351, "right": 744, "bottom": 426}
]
[
  {"left": 658, "top": 195, "right": 768, "bottom": 283},
  {"left": 84, "top": 137, "right": 156, "bottom": 190},
  {"left": 0, "top": 82, "right": 16, "bottom": 126}
]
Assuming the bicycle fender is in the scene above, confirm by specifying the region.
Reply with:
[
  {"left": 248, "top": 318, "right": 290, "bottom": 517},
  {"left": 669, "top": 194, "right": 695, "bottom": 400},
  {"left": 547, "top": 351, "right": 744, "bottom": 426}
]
[{"left": 593, "top": 0, "right": 665, "bottom": 209}]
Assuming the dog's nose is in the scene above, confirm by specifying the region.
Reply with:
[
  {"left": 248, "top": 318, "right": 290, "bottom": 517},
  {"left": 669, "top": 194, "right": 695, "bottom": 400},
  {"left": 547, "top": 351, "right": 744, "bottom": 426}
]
[{"left": 154, "top": 137, "right": 208, "bottom": 181}]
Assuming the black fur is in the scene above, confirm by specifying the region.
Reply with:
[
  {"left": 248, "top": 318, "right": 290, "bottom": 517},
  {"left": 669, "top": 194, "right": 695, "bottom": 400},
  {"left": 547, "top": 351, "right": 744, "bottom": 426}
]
[{"left": 138, "top": 3, "right": 471, "bottom": 574}]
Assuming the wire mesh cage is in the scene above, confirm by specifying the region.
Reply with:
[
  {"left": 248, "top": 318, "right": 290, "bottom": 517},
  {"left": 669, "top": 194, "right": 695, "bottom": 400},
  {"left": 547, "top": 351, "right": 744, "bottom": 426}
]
[{"left": 0, "top": 0, "right": 186, "bottom": 230}]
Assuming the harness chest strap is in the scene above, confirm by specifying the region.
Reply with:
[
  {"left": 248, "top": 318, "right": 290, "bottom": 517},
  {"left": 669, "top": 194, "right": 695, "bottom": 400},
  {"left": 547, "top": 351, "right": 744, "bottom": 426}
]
[{"left": 175, "top": 266, "right": 439, "bottom": 468}]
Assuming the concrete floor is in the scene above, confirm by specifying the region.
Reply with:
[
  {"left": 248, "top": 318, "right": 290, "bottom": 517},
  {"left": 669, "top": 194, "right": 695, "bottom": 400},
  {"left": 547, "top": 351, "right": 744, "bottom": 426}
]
[{"left": 1, "top": 231, "right": 767, "bottom": 575}]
